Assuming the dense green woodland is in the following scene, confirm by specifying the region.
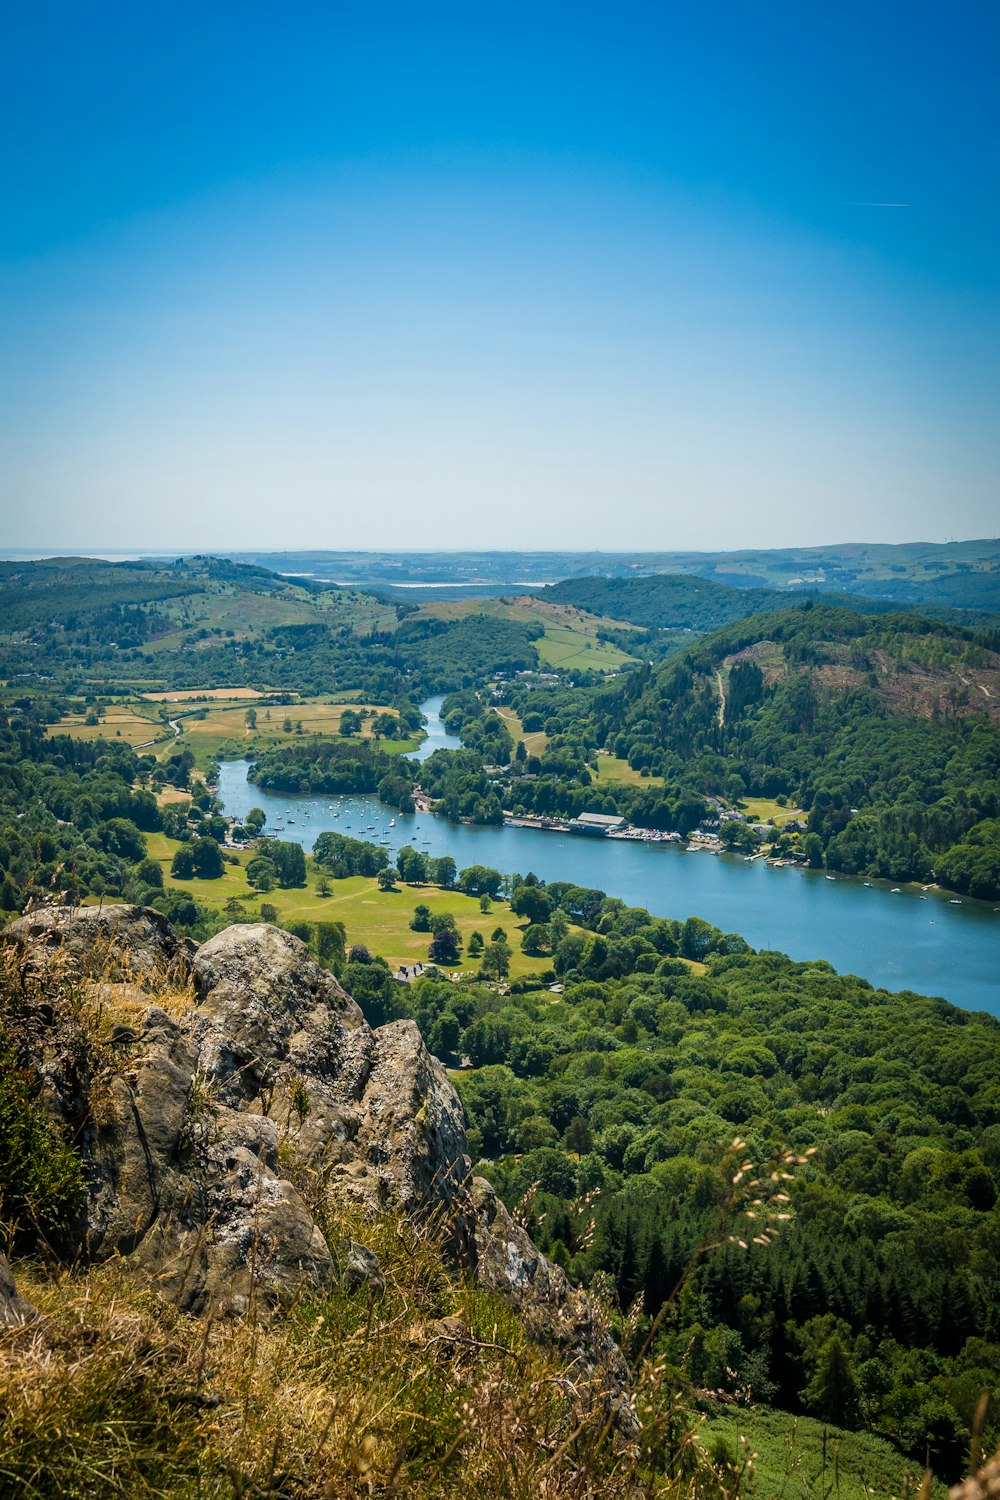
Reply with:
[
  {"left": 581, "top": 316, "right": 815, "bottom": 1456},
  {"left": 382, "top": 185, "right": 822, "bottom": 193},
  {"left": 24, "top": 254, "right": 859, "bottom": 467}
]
[
  {"left": 536, "top": 570, "right": 998, "bottom": 633},
  {"left": 418, "top": 605, "right": 1000, "bottom": 896},
  {"left": 536, "top": 573, "right": 869, "bottom": 631},
  {"left": 371, "top": 880, "right": 1000, "bottom": 1483},
  {"left": 0, "top": 717, "right": 165, "bottom": 913}
]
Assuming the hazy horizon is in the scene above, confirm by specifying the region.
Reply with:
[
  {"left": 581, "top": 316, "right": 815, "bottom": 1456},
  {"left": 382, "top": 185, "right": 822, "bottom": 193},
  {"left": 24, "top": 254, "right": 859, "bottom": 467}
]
[{"left": 2, "top": 3, "right": 997, "bottom": 551}]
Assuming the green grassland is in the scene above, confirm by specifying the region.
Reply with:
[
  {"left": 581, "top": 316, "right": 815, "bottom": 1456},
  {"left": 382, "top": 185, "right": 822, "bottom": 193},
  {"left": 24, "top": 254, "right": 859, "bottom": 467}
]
[
  {"left": 699, "top": 1407, "right": 945, "bottom": 1499},
  {"left": 44, "top": 703, "right": 166, "bottom": 746},
  {"left": 593, "top": 750, "right": 663, "bottom": 788},
  {"left": 164, "top": 699, "right": 419, "bottom": 768},
  {"left": 144, "top": 833, "right": 548, "bottom": 978},
  {"left": 739, "top": 795, "right": 806, "bottom": 827},
  {"left": 420, "top": 596, "right": 639, "bottom": 674},
  {"left": 492, "top": 705, "right": 549, "bottom": 756}
]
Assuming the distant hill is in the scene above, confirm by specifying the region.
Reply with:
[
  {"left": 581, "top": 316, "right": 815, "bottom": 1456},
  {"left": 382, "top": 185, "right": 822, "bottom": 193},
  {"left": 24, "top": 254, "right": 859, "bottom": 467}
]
[
  {"left": 533, "top": 573, "right": 873, "bottom": 631},
  {"left": 0, "top": 555, "right": 543, "bottom": 700},
  {"left": 583, "top": 601, "right": 1000, "bottom": 893},
  {"left": 224, "top": 540, "right": 1000, "bottom": 612}
]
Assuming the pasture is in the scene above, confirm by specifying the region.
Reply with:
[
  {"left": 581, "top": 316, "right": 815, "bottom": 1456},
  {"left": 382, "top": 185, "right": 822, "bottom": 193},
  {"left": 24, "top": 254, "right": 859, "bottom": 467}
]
[
  {"left": 48, "top": 693, "right": 420, "bottom": 770},
  {"left": 46, "top": 704, "right": 165, "bottom": 746},
  {"left": 739, "top": 795, "right": 805, "bottom": 827},
  {"left": 492, "top": 705, "right": 548, "bottom": 756},
  {"left": 146, "top": 832, "right": 549, "bottom": 979}
]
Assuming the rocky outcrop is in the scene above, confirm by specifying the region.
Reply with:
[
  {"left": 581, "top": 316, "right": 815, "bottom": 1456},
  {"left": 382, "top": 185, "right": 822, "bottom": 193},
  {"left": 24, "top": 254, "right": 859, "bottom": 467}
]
[
  {"left": 0, "top": 1253, "right": 37, "bottom": 1329},
  {"left": 6, "top": 903, "right": 193, "bottom": 980},
  {"left": 2, "top": 907, "right": 622, "bottom": 1382}
]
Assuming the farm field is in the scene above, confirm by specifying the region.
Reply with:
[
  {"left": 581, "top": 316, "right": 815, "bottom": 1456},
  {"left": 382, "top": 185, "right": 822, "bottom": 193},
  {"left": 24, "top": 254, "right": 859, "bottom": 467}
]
[
  {"left": 46, "top": 704, "right": 165, "bottom": 746},
  {"left": 144, "top": 833, "right": 550, "bottom": 979},
  {"left": 48, "top": 694, "right": 421, "bottom": 769},
  {"left": 144, "top": 686, "right": 264, "bottom": 701}
]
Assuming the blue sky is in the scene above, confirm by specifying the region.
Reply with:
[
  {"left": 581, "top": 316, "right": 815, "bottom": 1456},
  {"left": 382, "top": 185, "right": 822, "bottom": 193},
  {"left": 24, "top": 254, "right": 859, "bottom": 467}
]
[{"left": 1, "top": 1, "right": 997, "bottom": 551}]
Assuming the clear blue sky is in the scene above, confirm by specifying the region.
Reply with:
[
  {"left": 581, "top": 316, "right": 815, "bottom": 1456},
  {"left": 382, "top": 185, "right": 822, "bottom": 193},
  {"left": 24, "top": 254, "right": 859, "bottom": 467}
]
[{"left": 1, "top": 1, "right": 997, "bottom": 551}]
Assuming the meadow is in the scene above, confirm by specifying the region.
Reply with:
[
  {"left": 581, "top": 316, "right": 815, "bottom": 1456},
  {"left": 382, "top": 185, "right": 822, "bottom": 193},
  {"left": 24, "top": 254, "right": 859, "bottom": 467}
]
[
  {"left": 145, "top": 833, "right": 549, "bottom": 979},
  {"left": 698, "top": 1408, "right": 946, "bottom": 1499},
  {"left": 593, "top": 750, "right": 664, "bottom": 788},
  {"left": 491, "top": 705, "right": 549, "bottom": 756},
  {"left": 738, "top": 795, "right": 806, "bottom": 827}
]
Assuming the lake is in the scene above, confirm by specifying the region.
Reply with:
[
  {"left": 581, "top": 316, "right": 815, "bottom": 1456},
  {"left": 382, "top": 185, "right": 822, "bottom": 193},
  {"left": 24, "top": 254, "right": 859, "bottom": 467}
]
[{"left": 218, "top": 696, "right": 1000, "bottom": 1017}]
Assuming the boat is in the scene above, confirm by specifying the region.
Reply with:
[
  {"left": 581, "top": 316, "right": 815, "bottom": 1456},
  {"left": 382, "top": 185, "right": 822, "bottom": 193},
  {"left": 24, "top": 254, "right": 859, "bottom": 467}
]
[
  {"left": 890, "top": 888, "right": 900, "bottom": 893},
  {"left": 825, "top": 875, "right": 836, "bottom": 881},
  {"left": 949, "top": 899, "right": 962, "bottom": 905}
]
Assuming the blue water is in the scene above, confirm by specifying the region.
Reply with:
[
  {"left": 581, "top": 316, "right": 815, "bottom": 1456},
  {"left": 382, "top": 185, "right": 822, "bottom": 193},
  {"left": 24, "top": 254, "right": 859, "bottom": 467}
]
[{"left": 218, "top": 697, "right": 1000, "bottom": 1017}]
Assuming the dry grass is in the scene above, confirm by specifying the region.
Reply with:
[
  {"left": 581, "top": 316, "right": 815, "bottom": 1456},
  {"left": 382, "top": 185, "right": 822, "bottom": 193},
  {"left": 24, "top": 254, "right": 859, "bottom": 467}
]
[
  {"left": 144, "top": 688, "right": 265, "bottom": 701},
  {"left": 45, "top": 708, "right": 164, "bottom": 745},
  {"left": 2, "top": 1200, "right": 736, "bottom": 1500},
  {"left": 0, "top": 931, "right": 734, "bottom": 1499}
]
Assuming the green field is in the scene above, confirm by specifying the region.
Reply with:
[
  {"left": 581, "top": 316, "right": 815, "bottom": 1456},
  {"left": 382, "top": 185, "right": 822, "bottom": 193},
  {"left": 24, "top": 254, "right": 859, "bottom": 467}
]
[
  {"left": 144, "top": 833, "right": 549, "bottom": 978},
  {"left": 593, "top": 751, "right": 663, "bottom": 788},
  {"left": 45, "top": 704, "right": 166, "bottom": 746},
  {"left": 739, "top": 795, "right": 805, "bottom": 827},
  {"left": 163, "top": 698, "right": 419, "bottom": 769},
  {"left": 699, "top": 1407, "right": 944, "bottom": 1499},
  {"left": 533, "top": 621, "right": 632, "bottom": 672},
  {"left": 492, "top": 705, "right": 548, "bottom": 756}
]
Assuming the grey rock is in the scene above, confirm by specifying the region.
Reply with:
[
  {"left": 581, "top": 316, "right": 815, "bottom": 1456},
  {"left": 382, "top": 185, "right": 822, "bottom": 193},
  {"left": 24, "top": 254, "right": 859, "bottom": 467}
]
[
  {"left": 337, "top": 1239, "right": 385, "bottom": 1295},
  {"left": 2, "top": 910, "right": 622, "bottom": 1387},
  {"left": 6, "top": 904, "right": 193, "bottom": 982},
  {"left": 470, "top": 1176, "right": 627, "bottom": 1383},
  {"left": 0, "top": 1253, "right": 37, "bottom": 1328}
]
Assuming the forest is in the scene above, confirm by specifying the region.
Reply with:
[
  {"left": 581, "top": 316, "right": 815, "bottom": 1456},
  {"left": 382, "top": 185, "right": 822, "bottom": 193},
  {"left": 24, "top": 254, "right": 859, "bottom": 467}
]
[
  {"left": 341, "top": 874, "right": 1000, "bottom": 1484},
  {"left": 419, "top": 603, "right": 1000, "bottom": 896}
]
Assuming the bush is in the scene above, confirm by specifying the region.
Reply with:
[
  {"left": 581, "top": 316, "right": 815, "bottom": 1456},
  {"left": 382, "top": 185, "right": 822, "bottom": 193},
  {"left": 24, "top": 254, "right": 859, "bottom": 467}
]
[{"left": 0, "top": 1040, "right": 84, "bottom": 1250}]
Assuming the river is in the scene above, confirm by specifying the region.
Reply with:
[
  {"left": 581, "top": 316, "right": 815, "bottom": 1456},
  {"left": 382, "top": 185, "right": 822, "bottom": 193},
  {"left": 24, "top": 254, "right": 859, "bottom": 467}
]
[{"left": 217, "top": 696, "right": 1000, "bottom": 1017}]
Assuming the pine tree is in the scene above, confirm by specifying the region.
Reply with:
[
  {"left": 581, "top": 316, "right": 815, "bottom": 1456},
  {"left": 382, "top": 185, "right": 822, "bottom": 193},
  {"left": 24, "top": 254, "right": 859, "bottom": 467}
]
[{"left": 805, "top": 1334, "right": 859, "bottom": 1427}]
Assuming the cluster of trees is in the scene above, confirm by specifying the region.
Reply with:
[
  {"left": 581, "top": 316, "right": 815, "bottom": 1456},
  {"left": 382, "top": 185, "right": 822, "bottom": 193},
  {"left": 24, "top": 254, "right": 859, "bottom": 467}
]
[
  {"left": 249, "top": 739, "right": 416, "bottom": 809},
  {"left": 373, "top": 880, "right": 1000, "bottom": 1480},
  {"left": 0, "top": 708, "right": 166, "bottom": 912}
]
